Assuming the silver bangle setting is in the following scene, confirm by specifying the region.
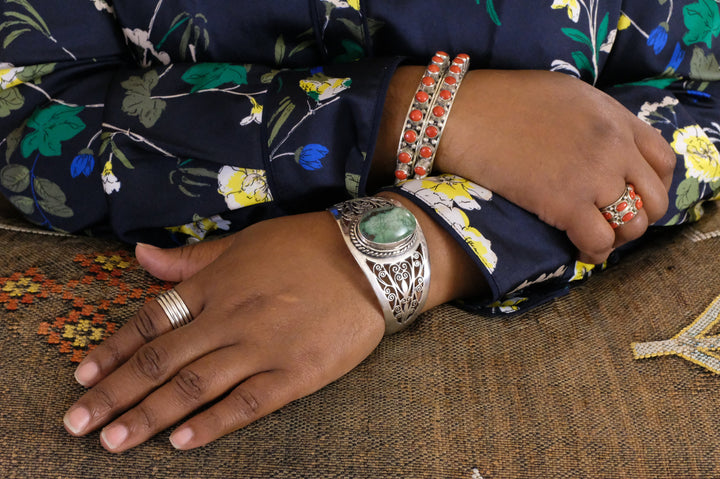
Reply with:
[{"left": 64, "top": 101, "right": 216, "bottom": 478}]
[{"left": 328, "top": 197, "right": 431, "bottom": 335}]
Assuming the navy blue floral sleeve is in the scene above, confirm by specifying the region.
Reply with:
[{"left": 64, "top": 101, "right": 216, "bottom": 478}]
[{"left": 1, "top": 0, "right": 719, "bottom": 314}]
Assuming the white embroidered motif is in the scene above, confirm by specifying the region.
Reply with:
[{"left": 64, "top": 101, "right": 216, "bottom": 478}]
[{"left": 632, "top": 294, "right": 720, "bottom": 373}]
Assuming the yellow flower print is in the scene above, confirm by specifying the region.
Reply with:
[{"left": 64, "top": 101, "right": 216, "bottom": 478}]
[
  {"left": 240, "top": 96, "right": 263, "bottom": 126},
  {"left": 299, "top": 76, "right": 351, "bottom": 102},
  {"left": 570, "top": 261, "right": 597, "bottom": 282},
  {"left": 489, "top": 297, "right": 528, "bottom": 314},
  {"left": 617, "top": 14, "right": 631, "bottom": 31},
  {"left": 217, "top": 166, "right": 273, "bottom": 210},
  {"left": 551, "top": 0, "right": 580, "bottom": 23},
  {"left": 166, "top": 214, "right": 231, "bottom": 242},
  {"left": 399, "top": 175, "right": 496, "bottom": 271},
  {"left": 0, "top": 66, "right": 24, "bottom": 89},
  {"left": 322, "top": 0, "right": 360, "bottom": 10},
  {"left": 101, "top": 161, "right": 121, "bottom": 194},
  {"left": 671, "top": 125, "right": 720, "bottom": 183}
]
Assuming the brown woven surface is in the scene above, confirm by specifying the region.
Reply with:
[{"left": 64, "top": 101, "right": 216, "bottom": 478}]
[{"left": 1, "top": 200, "right": 720, "bottom": 479}]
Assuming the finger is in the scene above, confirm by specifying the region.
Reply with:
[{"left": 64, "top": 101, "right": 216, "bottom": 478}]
[
  {"left": 97, "top": 345, "right": 254, "bottom": 452},
  {"left": 168, "top": 369, "right": 303, "bottom": 450},
  {"left": 626, "top": 164, "right": 670, "bottom": 225},
  {"left": 136, "top": 235, "right": 236, "bottom": 282},
  {"left": 633, "top": 119, "right": 677, "bottom": 190},
  {"left": 566, "top": 204, "right": 617, "bottom": 265},
  {"left": 72, "top": 284, "right": 201, "bottom": 387},
  {"left": 64, "top": 313, "right": 219, "bottom": 438},
  {"left": 610, "top": 205, "right": 649, "bottom": 249}
]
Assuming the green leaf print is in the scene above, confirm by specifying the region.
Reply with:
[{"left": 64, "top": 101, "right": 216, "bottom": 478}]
[
  {"left": 267, "top": 97, "right": 295, "bottom": 147},
  {"left": 4, "top": 122, "right": 26, "bottom": 163},
  {"left": 562, "top": 28, "right": 592, "bottom": 48},
  {"left": 34, "top": 177, "right": 73, "bottom": 218},
  {"left": 486, "top": 0, "right": 501, "bottom": 26},
  {"left": 9, "top": 195, "right": 34, "bottom": 215},
  {"left": 682, "top": 0, "right": 720, "bottom": 48},
  {"left": 16, "top": 62, "right": 56, "bottom": 83},
  {"left": 181, "top": 63, "right": 248, "bottom": 93},
  {"left": 1, "top": 0, "right": 51, "bottom": 48},
  {"left": 571, "top": 50, "right": 593, "bottom": 73},
  {"left": 20, "top": 104, "right": 85, "bottom": 157},
  {"left": 0, "top": 88, "right": 24, "bottom": 117},
  {"left": 690, "top": 47, "right": 720, "bottom": 81},
  {"left": 274, "top": 35, "right": 286, "bottom": 66},
  {"left": 675, "top": 176, "right": 701, "bottom": 210},
  {"left": 121, "top": 71, "right": 167, "bottom": 128},
  {"left": 0, "top": 164, "right": 30, "bottom": 193}
]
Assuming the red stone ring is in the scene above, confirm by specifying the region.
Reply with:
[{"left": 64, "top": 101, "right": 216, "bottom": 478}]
[{"left": 599, "top": 184, "right": 644, "bottom": 229}]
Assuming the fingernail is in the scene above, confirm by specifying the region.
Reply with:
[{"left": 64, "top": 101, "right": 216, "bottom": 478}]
[
  {"left": 169, "top": 427, "right": 194, "bottom": 449},
  {"left": 64, "top": 407, "right": 90, "bottom": 435},
  {"left": 101, "top": 424, "right": 129, "bottom": 450},
  {"left": 74, "top": 361, "right": 99, "bottom": 386}
]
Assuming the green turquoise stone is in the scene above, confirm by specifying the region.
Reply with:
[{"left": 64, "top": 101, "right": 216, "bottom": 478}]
[{"left": 359, "top": 206, "right": 415, "bottom": 244}]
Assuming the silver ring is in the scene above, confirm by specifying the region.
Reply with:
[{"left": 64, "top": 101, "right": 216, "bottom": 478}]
[
  {"left": 599, "top": 183, "right": 643, "bottom": 229},
  {"left": 156, "top": 289, "right": 193, "bottom": 329}
]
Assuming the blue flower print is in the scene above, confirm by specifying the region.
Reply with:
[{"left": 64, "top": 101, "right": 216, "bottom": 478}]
[
  {"left": 666, "top": 42, "right": 686, "bottom": 71},
  {"left": 647, "top": 24, "right": 669, "bottom": 54},
  {"left": 70, "top": 153, "right": 95, "bottom": 178},
  {"left": 297, "top": 144, "right": 328, "bottom": 171}
]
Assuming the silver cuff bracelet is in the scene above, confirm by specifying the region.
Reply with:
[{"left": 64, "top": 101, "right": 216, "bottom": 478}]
[{"left": 328, "top": 197, "right": 431, "bottom": 335}]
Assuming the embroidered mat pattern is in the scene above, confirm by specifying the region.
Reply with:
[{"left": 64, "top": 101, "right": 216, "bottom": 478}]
[{"left": 1, "top": 202, "right": 720, "bottom": 479}]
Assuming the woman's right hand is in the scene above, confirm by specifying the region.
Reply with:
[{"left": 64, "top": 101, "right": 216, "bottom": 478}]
[{"left": 373, "top": 67, "right": 676, "bottom": 264}]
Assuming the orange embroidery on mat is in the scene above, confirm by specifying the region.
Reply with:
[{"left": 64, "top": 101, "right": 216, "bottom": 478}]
[{"left": 0, "top": 250, "right": 176, "bottom": 363}]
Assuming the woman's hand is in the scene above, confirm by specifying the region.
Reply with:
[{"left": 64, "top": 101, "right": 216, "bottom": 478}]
[
  {"left": 62, "top": 193, "right": 486, "bottom": 452},
  {"left": 373, "top": 67, "right": 676, "bottom": 264}
]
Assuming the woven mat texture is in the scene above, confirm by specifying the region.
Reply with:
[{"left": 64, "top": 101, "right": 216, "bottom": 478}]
[{"left": 1, "top": 201, "right": 720, "bottom": 479}]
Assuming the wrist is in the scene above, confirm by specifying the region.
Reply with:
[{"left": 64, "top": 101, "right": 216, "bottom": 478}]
[{"left": 375, "top": 192, "right": 488, "bottom": 311}]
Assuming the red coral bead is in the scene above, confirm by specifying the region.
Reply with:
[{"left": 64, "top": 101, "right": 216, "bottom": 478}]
[
  {"left": 419, "top": 146, "right": 433, "bottom": 158},
  {"left": 603, "top": 212, "right": 613, "bottom": 221},
  {"left": 398, "top": 151, "right": 412, "bottom": 164},
  {"left": 622, "top": 211, "right": 635, "bottom": 223},
  {"left": 449, "top": 65, "right": 461, "bottom": 75},
  {"left": 414, "top": 166, "right": 427, "bottom": 176},
  {"left": 432, "top": 105, "right": 445, "bottom": 118},
  {"left": 439, "top": 89, "right": 452, "bottom": 101},
  {"left": 415, "top": 91, "right": 429, "bottom": 103},
  {"left": 409, "top": 109, "right": 423, "bottom": 122},
  {"left": 428, "top": 63, "right": 441, "bottom": 74},
  {"left": 395, "top": 170, "right": 408, "bottom": 180},
  {"left": 616, "top": 201, "right": 628, "bottom": 212},
  {"left": 422, "top": 76, "right": 435, "bottom": 87},
  {"left": 444, "top": 76, "right": 457, "bottom": 86},
  {"left": 425, "top": 125, "right": 439, "bottom": 138},
  {"left": 636, "top": 197, "right": 643, "bottom": 209},
  {"left": 403, "top": 130, "right": 418, "bottom": 143}
]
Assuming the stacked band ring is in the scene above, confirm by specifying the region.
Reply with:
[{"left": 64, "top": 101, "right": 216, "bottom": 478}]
[
  {"left": 599, "top": 184, "right": 644, "bottom": 229},
  {"left": 156, "top": 288, "right": 193, "bottom": 329}
]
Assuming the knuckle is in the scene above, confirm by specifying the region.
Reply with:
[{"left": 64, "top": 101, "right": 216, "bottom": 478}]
[
  {"left": 131, "top": 344, "right": 169, "bottom": 382},
  {"left": 88, "top": 385, "right": 117, "bottom": 419},
  {"left": 134, "top": 402, "right": 157, "bottom": 432},
  {"left": 227, "top": 387, "right": 261, "bottom": 422},
  {"left": 172, "top": 368, "right": 206, "bottom": 404},
  {"left": 133, "top": 307, "right": 160, "bottom": 343}
]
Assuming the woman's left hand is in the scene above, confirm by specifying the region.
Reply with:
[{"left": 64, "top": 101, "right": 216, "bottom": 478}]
[{"left": 62, "top": 194, "right": 485, "bottom": 452}]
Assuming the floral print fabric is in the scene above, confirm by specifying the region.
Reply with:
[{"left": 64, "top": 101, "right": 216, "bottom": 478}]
[{"left": 0, "top": 0, "right": 718, "bottom": 314}]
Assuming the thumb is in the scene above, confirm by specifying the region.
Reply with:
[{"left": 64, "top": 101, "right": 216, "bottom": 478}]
[{"left": 135, "top": 235, "right": 236, "bottom": 282}]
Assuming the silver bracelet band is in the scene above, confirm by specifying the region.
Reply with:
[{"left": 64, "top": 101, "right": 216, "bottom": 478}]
[{"left": 328, "top": 197, "right": 431, "bottom": 335}]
